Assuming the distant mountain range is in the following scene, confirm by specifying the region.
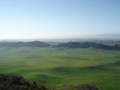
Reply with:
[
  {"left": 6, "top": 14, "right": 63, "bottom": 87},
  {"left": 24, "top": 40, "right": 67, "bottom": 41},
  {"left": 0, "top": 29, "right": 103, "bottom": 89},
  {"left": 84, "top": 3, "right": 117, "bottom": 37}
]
[
  {"left": 0, "top": 41, "right": 50, "bottom": 47},
  {"left": 0, "top": 34, "right": 119, "bottom": 42},
  {"left": 0, "top": 40, "right": 120, "bottom": 50}
]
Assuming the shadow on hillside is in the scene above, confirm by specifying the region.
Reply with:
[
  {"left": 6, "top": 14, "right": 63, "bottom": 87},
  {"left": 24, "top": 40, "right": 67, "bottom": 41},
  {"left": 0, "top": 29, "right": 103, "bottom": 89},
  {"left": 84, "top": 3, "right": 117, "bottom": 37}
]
[{"left": 51, "top": 60, "right": 120, "bottom": 74}]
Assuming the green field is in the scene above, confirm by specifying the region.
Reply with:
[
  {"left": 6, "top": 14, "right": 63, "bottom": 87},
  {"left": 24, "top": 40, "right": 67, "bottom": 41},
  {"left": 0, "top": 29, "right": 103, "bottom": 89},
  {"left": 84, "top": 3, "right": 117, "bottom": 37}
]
[{"left": 0, "top": 47, "right": 120, "bottom": 90}]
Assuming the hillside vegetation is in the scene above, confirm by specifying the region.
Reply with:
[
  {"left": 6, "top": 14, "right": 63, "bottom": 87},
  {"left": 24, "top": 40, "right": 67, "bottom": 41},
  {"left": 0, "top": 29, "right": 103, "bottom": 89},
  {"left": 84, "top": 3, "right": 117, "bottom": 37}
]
[{"left": 0, "top": 41, "right": 120, "bottom": 90}]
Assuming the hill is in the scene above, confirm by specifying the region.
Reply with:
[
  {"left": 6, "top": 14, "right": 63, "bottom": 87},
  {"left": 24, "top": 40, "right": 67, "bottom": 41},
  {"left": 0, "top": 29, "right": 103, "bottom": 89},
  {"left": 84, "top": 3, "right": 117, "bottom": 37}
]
[
  {"left": 55, "top": 42, "right": 120, "bottom": 50},
  {"left": 0, "top": 41, "right": 50, "bottom": 47}
]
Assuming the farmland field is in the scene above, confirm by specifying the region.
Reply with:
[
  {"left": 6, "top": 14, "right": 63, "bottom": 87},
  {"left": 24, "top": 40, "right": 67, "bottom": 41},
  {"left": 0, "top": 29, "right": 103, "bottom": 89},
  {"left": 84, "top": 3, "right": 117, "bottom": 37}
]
[{"left": 0, "top": 47, "right": 120, "bottom": 90}]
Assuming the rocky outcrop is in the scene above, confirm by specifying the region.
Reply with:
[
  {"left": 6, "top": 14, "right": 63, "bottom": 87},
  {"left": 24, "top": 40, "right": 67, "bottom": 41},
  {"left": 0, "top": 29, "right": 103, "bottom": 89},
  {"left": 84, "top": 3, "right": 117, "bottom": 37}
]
[{"left": 0, "top": 74, "right": 47, "bottom": 90}]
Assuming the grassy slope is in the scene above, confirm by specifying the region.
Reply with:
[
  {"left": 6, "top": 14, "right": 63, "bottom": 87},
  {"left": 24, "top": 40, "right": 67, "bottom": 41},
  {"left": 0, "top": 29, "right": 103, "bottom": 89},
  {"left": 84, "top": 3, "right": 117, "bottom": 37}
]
[{"left": 0, "top": 47, "right": 120, "bottom": 90}]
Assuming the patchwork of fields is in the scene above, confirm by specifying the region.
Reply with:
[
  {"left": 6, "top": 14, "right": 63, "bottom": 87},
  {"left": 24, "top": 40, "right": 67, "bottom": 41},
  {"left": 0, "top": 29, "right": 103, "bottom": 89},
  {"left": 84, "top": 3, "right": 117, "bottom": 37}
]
[{"left": 0, "top": 47, "right": 120, "bottom": 90}]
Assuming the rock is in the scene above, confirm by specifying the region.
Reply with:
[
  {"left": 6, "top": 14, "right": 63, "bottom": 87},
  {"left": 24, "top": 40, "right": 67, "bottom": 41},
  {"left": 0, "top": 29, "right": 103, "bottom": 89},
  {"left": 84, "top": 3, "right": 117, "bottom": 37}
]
[{"left": 79, "top": 84, "right": 99, "bottom": 90}]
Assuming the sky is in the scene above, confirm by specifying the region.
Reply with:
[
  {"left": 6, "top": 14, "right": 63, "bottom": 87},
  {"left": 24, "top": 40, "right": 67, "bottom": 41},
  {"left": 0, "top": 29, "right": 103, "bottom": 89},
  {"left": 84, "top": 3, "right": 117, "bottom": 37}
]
[{"left": 0, "top": 0, "right": 120, "bottom": 39}]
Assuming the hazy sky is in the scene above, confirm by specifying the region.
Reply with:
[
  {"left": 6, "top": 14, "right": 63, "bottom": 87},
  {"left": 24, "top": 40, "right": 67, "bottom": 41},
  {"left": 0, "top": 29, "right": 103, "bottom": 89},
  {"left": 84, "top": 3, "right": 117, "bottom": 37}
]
[{"left": 0, "top": 0, "right": 120, "bottom": 39}]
